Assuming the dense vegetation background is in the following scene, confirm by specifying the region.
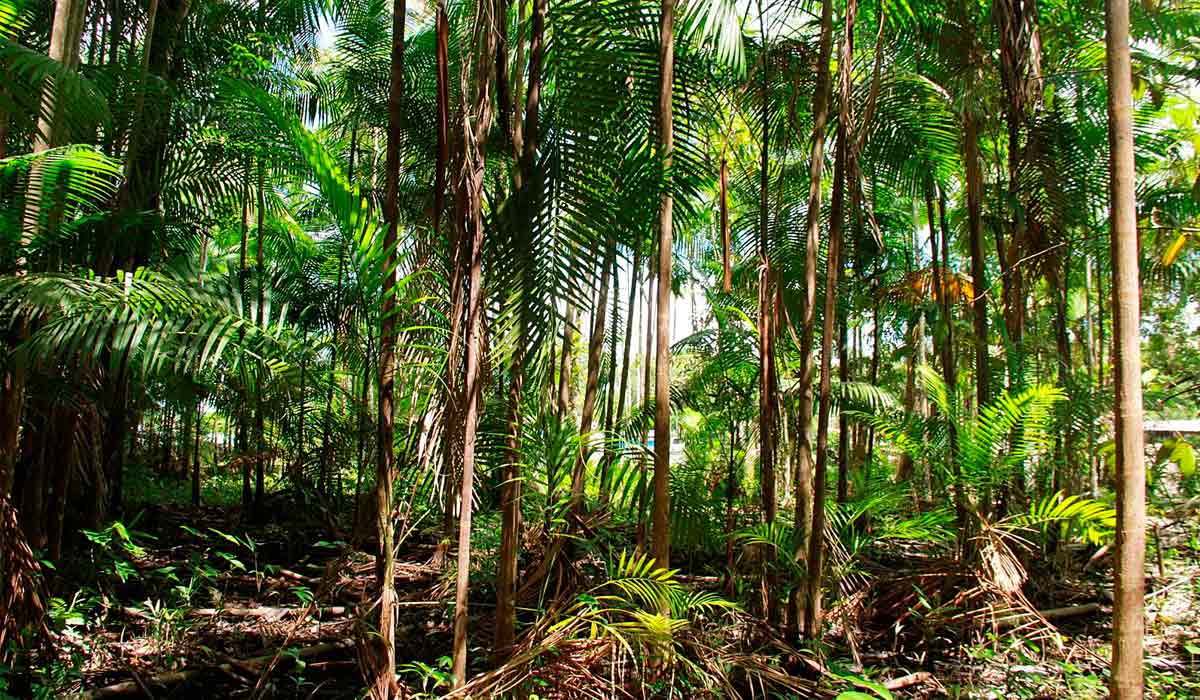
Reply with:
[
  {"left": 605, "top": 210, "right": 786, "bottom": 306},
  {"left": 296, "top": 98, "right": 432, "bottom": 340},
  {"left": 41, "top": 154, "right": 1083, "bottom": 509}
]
[{"left": 1, "top": 0, "right": 1198, "bottom": 697}]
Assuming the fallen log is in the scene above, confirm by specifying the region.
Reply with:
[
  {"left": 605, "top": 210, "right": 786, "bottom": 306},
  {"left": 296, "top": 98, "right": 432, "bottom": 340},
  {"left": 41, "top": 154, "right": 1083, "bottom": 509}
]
[
  {"left": 67, "top": 640, "right": 354, "bottom": 699},
  {"left": 121, "top": 605, "right": 350, "bottom": 622},
  {"left": 188, "top": 605, "right": 349, "bottom": 620},
  {"left": 996, "top": 603, "right": 1101, "bottom": 628},
  {"left": 884, "top": 671, "right": 932, "bottom": 690},
  {"left": 277, "top": 568, "right": 320, "bottom": 585}
]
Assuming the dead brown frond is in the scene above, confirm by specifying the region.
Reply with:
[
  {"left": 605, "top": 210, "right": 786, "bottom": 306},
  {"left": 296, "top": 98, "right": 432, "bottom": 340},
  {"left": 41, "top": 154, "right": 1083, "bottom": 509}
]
[{"left": 0, "top": 495, "right": 46, "bottom": 660}]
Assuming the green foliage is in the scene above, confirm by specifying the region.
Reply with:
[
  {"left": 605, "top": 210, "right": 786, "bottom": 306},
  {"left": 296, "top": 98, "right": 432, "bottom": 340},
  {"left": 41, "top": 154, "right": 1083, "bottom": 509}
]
[{"left": 552, "top": 550, "right": 736, "bottom": 662}]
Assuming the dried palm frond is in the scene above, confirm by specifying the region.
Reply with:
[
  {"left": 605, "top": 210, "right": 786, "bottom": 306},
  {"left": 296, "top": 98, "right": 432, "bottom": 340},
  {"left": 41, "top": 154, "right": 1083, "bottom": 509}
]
[{"left": 0, "top": 496, "right": 47, "bottom": 659}]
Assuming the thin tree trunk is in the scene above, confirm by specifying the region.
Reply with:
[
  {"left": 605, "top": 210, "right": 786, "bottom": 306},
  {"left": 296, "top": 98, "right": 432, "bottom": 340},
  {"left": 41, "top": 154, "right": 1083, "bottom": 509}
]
[
  {"left": 254, "top": 161, "right": 266, "bottom": 511},
  {"left": 598, "top": 255, "right": 621, "bottom": 506},
  {"left": 636, "top": 262, "right": 655, "bottom": 551},
  {"left": 720, "top": 157, "right": 732, "bottom": 292},
  {"left": 1105, "top": 1, "right": 1145, "bottom": 695},
  {"left": 369, "top": 0, "right": 407, "bottom": 696},
  {"left": 964, "top": 111, "right": 990, "bottom": 409},
  {"left": 571, "top": 243, "right": 616, "bottom": 513},
  {"left": 805, "top": 0, "right": 854, "bottom": 638},
  {"left": 1084, "top": 258, "right": 1100, "bottom": 497},
  {"left": 191, "top": 400, "right": 202, "bottom": 506},
  {"left": 296, "top": 327, "right": 308, "bottom": 480},
  {"left": 451, "top": 0, "right": 498, "bottom": 684},
  {"left": 1052, "top": 250, "right": 1073, "bottom": 493},
  {"left": 435, "top": 0, "right": 450, "bottom": 245},
  {"left": 791, "top": 0, "right": 833, "bottom": 633},
  {"left": 496, "top": 0, "right": 545, "bottom": 656},
  {"left": 935, "top": 181, "right": 966, "bottom": 524},
  {"left": 835, "top": 305, "right": 849, "bottom": 503},
  {"left": 651, "top": 0, "right": 675, "bottom": 571},
  {"left": 240, "top": 169, "right": 252, "bottom": 510},
  {"left": 438, "top": 0, "right": 464, "bottom": 541},
  {"left": 756, "top": 0, "right": 776, "bottom": 525},
  {"left": 615, "top": 246, "right": 642, "bottom": 442}
]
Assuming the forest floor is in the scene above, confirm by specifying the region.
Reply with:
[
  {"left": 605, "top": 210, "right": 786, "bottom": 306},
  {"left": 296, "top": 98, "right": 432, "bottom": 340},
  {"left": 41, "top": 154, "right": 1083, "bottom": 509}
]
[{"left": 20, "top": 476, "right": 1200, "bottom": 699}]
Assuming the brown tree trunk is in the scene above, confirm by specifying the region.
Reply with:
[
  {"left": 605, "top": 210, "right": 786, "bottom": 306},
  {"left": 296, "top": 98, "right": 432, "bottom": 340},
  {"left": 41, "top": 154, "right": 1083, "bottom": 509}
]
[
  {"left": 636, "top": 262, "right": 655, "bottom": 551},
  {"left": 191, "top": 398, "right": 202, "bottom": 506},
  {"left": 495, "top": 0, "right": 545, "bottom": 656},
  {"left": 1105, "top": 1, "right": 1145, "bottom": 696},
  {"left": 720, "top": 157, "right": 732, "bottom": 292},
  {"left": 805, "top": 0, "right": 854, "bottom": 638},
  {"left": 451, "top": 0, "right": 498, "bottom": 684},
  {"left": 651, "top": 0, "right": 675, "bottom": 571},
  {"left": 791, "top": 0, "right": 833, "bottom": 630},
  {"left": 254, "top": 161, "right": 266, "bottom": 511},
  {"left": 835, "top": 305, "right": 849, "bottom": 503},
  {"left": 614, "top": 246, "right": 642, "bottom": 448},
  {"left": 240, "top": 170, "right": 253, "bottom": 510},
  {"left": 936, "top": 181, "right": 966, "bottom": 524},
  {"left": 756, "top": 7, "right": 776, "bottom": 525},
  {"left": 438, "top": 0, "right": 464, "bottom": 541},
  {"left": 598, "top": 256, "right": 621, "bottom": 506},
  {"left": 570, "top": 243, "right": 615, "bottom": 513},
  {"left": 964, "top": 111, "right": 990, "bottom": 409},
  {"left": 369, "top": 0, "right": 407, "bottom": 696}
]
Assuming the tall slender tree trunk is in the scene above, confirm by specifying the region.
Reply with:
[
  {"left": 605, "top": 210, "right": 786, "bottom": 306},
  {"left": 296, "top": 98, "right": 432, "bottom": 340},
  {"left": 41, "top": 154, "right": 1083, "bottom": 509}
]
[
  {"left": 614, "top": 246, "right": 642, "bottom": 444},
  {"left": 835, "top": 306, "right": 849, "bottom": 503},
  {"left": 1084, "top": 258, "right": 1100, "bottom": 497},
  {"left": 437, "top": 0, "right": 464, "bottom": 542},
  {"left": 791, "top": 0, "right": 833, "bottom": 632},
  {"left": 805, "top": 0, "right": 854, "bottom": 638},
  {"left": 369, "top": 0, "right": 407, "bottom": 696},
  {"left": 189, "top": 393, "right": 202, "bottom": 498},
  {"left": 720, "top": 158, "right": 732, "bottom": 292},
  {"left": 571, "top": 243, "right": 615, "bottom": 512},
  {"left": 1052, "top": 250, "right": 1073, "bottom": 493},
  {"left": 964, "top": 111, "right": 990, "bottom": 409},
  {"left": 451, "top": 0, "right": 498, "bottom": 684},
  {"left": 496, "top": 0, "right": 546, "bottom": 656},
  {"left": 756, "top": 0, "right": 777, "bottom": 526},
  {"left": 254, "top": 162, "right": 266, "bottom": 511},
  {"left": 935, "top": 182, "right": 966, "bottom": 524},
  {"left": 598, "top": 256, "right": 621, "bottom": 506},
  {"left": 995, "top": 0, "right": 1041, "bottom": 400},
  {"left": 651, "top": 0, "right": 675, "bottom": 571},
  {"left": 636, "top": 262, "right": 655, "bottom": 551},
  {"left": 1105, "top": 1, "right": 1145, "bottom": 695},
  {"left": 240, "top": 171, "right": 253, "bottom": 510}
]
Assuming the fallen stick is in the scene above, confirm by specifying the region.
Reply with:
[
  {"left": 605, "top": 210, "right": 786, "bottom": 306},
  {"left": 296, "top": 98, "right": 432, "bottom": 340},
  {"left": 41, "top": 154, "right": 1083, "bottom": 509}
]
[
  {"left": 188, "top": 605, "right": 349, "bottom": 620},
  {"left": 67, "top": 640, "right": 353, "bottom": 699},
  {"left": 883, "top": 671, "right": 932, "bottom": 690},
  {"left": 996, "top": 603, "right": 1101, "bottom": 628},
  {"left": 1037, "top": 603, "right": 1102, "bottom": 621},
  {"left": 277, "top": 568, "right": 319, "bottom": 585}
]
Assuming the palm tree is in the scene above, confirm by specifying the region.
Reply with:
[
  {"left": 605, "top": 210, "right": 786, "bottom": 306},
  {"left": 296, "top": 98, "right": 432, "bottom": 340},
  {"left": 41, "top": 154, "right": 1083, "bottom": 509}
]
[
  {"left": 806, "top": 0, "right": 856, "bottom": 640},
  {"left": 370, "top": 0, "right": 407, "bottom": 697},
  {"left": 651, "top": 0, "right": 675, "bottom": 574},
  {"left": 1104, "top": 0, "right": 1145, "bottom": 695}
]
